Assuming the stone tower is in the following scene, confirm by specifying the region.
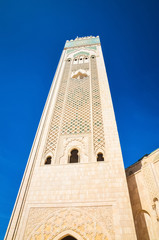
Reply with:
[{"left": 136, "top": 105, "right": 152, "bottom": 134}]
[{"left": 5, "top": 36, "right": 137, "bottom": 240}]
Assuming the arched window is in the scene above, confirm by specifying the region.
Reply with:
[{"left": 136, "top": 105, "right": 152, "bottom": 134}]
[
  {"left": 73, "top": 58, "right": 78, "bottom": 64},
  {"left": 70, "top": 149, "right": 78, "bottom": 163},
  {"left": 45, "top": 156, "right": 52, "bottom": 165},
  {"left": 79, "top": 57, "right": 83, "bottom": 64},
  {"left": 84, "top": 57, "right": 89, "bottom": 63},
  {"left": 97, "top": 153, "right": 104, "bottom": 161},
  {"left": 61, "top": 236, "right": 77, "bottom": 240}
]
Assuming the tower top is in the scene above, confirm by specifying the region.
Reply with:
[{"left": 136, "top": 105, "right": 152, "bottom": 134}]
[{"left": 64, "top": 36, "right": 100, "bottom": 49}]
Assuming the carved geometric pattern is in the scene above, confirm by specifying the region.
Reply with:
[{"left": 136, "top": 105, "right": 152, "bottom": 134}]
[
  {"left": 91, "top": 57, "right": 105, "bottom": 153},
  {"left": 61, "top": 64, "right": 91, "bottom": 135},
  {"left": 25, "top": 207, "right": 114, "bottom": 240},
  {"left": 44, "top": 61, "right": 71, "bottom": 154},
  {"left": 72, "top": 63, "right": 89, "bottom": 71}
]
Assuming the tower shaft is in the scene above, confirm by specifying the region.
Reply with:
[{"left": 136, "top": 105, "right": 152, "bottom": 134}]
[{"left": 5, "top": 36, "right": 137, "bottom": 240}]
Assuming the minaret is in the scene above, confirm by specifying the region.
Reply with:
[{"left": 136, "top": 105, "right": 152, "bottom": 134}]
[{"left": 5, "top": 36, "right": 137, "bottom": 240}]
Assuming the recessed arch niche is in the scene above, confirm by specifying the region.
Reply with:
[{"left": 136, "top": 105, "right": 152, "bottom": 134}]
[{"left": 59, "top": 138, "right": 88, "bottom": 164}]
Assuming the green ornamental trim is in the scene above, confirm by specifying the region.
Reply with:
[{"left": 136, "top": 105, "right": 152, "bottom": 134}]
[{"left": 73, "top": 51, "right": 89, "bottom": 58}]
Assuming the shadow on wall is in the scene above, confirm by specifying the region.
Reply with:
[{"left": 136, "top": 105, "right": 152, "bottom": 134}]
[{"left": 127, "top": 161, "right": 153, "bottom": 240}]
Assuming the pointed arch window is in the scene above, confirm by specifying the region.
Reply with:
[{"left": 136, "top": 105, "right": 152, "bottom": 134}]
[{"left": 79, "top": 57, "right": 83, "bottom": 64}]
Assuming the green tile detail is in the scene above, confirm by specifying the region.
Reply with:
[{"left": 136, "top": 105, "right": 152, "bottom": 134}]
[
  {"left": 65, "top": 37, "right": 100, "bottom": 48},
  {"left": 73, "top": 51, "right": 89, "bottom": 58}
]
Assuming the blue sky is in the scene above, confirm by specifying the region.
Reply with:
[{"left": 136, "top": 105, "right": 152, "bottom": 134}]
[{"left": 0, "top": 0, "right": 159, "bottom": 238}]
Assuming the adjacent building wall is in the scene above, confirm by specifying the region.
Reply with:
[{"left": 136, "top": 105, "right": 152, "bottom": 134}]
[{"left": 126, "top": 149, "right": 159, "bottom": 240}]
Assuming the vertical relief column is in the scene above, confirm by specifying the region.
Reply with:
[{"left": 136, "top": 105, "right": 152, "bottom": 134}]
[
  {"left": 44, "top": 59, "right": 71, "bottom": 157},
  {"left": 90, "top": 56, "right": 105, "bottom": 157}
]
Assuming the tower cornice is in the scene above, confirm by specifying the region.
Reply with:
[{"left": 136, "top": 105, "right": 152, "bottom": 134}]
[{"left": 64, "top": 36, "right": 100, "bottom": 49}]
